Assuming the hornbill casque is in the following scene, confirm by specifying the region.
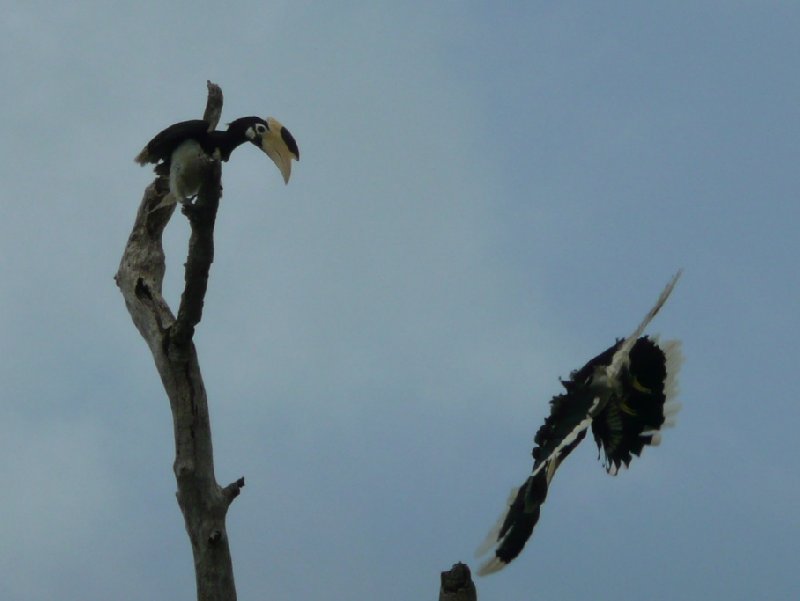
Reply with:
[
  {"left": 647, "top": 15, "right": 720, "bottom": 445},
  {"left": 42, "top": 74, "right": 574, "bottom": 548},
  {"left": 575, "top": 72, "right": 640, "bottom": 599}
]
[
  {"left": 476, "top": 271, "right": 683, "bottom": 576},
  {"left": 135, "top": 116, "right": 299, "bottom": 210}
]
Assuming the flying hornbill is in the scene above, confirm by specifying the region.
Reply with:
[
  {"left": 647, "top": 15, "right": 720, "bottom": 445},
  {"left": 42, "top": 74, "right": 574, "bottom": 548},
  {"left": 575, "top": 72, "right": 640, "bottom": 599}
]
[
  {"left": 135, "top": 116, "right": 299, "bottom": 210},
  {"left": 476, "top": 272, "right": 683, "bottom": 576}
]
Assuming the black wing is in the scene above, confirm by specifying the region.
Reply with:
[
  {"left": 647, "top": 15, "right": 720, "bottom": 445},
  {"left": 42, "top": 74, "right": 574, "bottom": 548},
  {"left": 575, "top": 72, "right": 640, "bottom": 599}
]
[
  {"left": 486, "top": 470, "right": 548, "bottom": 567},
  {"left": 477, "top": 344, "right": 616, "bottom": 575},
  {"left": 134, "top": 120, "right": 211, "bottom": 165},
  {"left": 533, "top": 340, "right": 620, "bottom": 468},
  {"left": 591, "top": 336, "right": 681, "bottom": 474}
]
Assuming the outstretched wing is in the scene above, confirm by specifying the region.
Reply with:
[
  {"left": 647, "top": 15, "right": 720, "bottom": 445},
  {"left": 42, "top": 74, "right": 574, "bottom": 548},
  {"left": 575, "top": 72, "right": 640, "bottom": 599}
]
[
  {"left": 477, "top": 471, "right": 547, "bottom": 575},
  {"left": 591, "top": 336, "right": 682, "bottom": 474},
  {"left": 134, "top": 120, "right": 211, "bottom": 166},
  {"left": 477, "top": 370, "right": 606, "bottom": 575}
]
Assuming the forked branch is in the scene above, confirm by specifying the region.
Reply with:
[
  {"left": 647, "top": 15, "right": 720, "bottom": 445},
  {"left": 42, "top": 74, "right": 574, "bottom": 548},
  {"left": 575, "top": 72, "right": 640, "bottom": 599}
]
[{"left": 115, "top": 81, "right": 242, "bottom": 601}]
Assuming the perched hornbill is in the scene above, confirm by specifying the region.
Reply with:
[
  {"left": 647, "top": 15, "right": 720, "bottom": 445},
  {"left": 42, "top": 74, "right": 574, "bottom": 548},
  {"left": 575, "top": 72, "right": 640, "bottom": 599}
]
[
  {"left": 135, "top": 116, "right": 299, "bottom": 210},
  {"left": 476, "top": 272, "right": 683, "bottom": 576}
]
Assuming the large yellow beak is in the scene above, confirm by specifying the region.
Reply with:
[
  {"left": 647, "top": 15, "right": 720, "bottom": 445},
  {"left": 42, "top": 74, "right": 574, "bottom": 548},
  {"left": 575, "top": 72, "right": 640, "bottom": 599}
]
[
  {"left": 260, "top": 117, "right": 299, "bottom": 185},
  {"left": 261, "top": 138, "right": 293, "bottom": 184}
]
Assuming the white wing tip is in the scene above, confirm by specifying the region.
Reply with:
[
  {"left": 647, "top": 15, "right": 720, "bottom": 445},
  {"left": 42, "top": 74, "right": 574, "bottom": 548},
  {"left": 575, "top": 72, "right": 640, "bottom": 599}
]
[
  {"left": 475, "top": 486, "right": 518, "bottom": 558},
  {"left": 477, "top": 556, "right": 506, "bottom": 576}
]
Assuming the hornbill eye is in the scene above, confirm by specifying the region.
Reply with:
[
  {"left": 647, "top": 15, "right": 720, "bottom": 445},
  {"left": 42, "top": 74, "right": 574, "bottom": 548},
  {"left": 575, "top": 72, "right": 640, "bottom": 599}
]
[{"left": 255, "top": 123, "right": 268, "bottom": 135}]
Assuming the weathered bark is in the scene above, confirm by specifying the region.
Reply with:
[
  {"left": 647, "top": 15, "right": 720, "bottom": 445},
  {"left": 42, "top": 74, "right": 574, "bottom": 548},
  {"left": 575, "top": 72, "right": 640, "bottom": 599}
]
[
  {"left": 440, "top": 563, "right": 478, "bottom": 601},
  {"left": 115, "top": 82, "right": 242, "bottom": 601}
]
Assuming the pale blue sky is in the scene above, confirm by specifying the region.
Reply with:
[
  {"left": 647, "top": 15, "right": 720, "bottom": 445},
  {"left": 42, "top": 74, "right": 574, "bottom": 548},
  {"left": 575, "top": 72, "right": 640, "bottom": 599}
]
[{"left": 1, "top": 3, "right": 798, "bottom": 600}]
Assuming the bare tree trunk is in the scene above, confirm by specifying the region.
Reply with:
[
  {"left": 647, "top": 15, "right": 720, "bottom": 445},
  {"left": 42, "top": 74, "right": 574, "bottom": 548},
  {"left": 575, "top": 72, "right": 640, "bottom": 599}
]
[
  {"left": 440, "top": 563, "right": 478, "bottom": 601},
  {"left": 115, "top": 82, "right": 243, "bottom": 601}
]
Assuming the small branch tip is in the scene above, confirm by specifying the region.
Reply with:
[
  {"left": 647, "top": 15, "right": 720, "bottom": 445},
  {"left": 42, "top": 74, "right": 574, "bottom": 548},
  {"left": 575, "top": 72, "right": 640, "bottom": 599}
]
[
  {"left": 440, "top": 562, "right": 477, "bottom": 601},
  {"left": 222, "top": 477, "right": 246, "bottom": 505}
]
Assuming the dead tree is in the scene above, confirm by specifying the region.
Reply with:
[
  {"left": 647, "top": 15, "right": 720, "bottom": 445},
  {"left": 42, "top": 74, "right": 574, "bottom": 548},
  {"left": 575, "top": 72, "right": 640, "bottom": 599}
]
[
  {"left": 115, "top": 82, "right": 478, "bottom": 600},
  {"left": 116, "top": 81, "right": 242, "bottom": 601}
]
